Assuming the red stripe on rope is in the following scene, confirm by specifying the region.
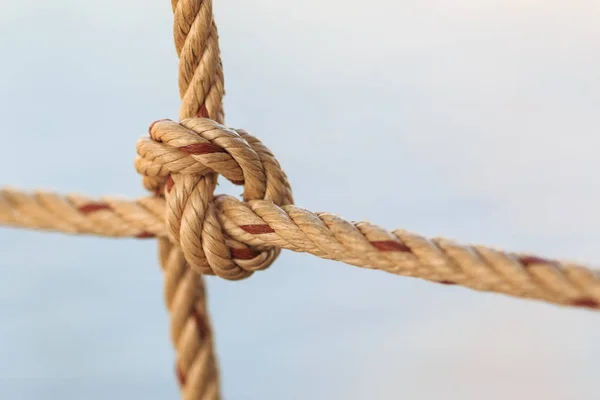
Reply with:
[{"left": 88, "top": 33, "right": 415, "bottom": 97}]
[
  {"left": 518, "top": 256, "right": 553, "bottom": 267},
  {"left": 78, "top": 203, "right": 111, "bottom": 214},
  {"left": 166, "top": 175, "right": 174, "bottom": 193},
  {"left": 240, "top": 224, "right": 275, "bottom": 234},
  {"left": 135, "top": 231, "right": 156, "bottom": 239},
  {"left": 198, "top": 104, "right": 210, "bottom": 118},
  {"left": 438, "top": 280, "right": 457, "bottom": 285},
  {"left": 572, "top": 298, "right": 599, "bottom": 309},
  {"left": 371, "top": 240, "right": 411, "bottom": 252},
  {"left": 178, "top": 143, "right": 225, "bottom": 155},
  {"left": 231, "top": 248, "right": 259, "bottom": 260}
]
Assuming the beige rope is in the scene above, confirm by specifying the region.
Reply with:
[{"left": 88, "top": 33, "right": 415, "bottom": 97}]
[
  {"left": 140, "top": 118, "right": 293, "bottom": 280},
  {"left": 162, "top": 1, "right": 224, "bottom": 398},
  {"left": 2, "top": 1, "right": 598, "bottom": 398},
  {"left": 2, "top": 118, "right": 598, "bottom": 310},
  {"left": 172, "top": 0, "right": 225, "bottom": 123}
]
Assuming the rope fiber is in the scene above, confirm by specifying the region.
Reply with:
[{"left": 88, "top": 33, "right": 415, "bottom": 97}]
[
  {"left": 1, "top": 1, "right": 599, "bottom": 399},
  {"left": 2, "top": 118, "right": 599, "bottom": 310}
]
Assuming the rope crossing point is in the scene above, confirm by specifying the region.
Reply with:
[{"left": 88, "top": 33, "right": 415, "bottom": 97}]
[
  {"left": 2, "top": 119, "right": 600, "bottom": 307},
  {"left": 160, "top": 0, "right": 223, "bottom": 397},
  {"left": 1, "top": 1, "right": 599, "bottom": 399}
]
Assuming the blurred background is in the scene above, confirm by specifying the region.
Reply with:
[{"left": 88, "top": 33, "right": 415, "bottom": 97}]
[{"left": 0, "top": 1, "right": 599, "bottom": 399}]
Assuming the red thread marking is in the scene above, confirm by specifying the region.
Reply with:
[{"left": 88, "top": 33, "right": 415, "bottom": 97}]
[
  {"left": 176, "top": 364, "right": 186, "bottom": 386},
  {"left": 135, "top": 231, "right": 155, "bottom": 239},
  {"left": 519, "top": 256, "right": 552, "bottom": 267},
  {"left": 166, "top": 175, "right": 174, "bottom": 193},
  {"left": 370, "top": 240, "right": 411, "bottom": 252},
  {"left": 198, "top": 104, "right": 210, "bottom": 118},
  {"left": 438, "top": 280, "right": 457, "bottom": 285},
  {"left": 178, "top": 143, "right": 225, "bottom": 155},
  {"left": 572, "top": 297, "right": 599, "bottom": 309},
  {"left": 148, "top": 118, "right": 172, "bottom": 134},
  {"left": 240, "top": 224, "right": 275, "bottom": 234},
  {"left": 231, "top": 248, "right": 259, "bottom": 260},
  {"left": 78, "top": 203, "right": 111, "bottom": 214}
]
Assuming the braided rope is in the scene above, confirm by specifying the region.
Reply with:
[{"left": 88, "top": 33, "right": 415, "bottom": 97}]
[{"left": 2, "top": 119, "right": 598, "bottom": 310}]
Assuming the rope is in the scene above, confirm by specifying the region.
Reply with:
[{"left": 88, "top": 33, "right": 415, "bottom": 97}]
[
  {"left": 2, "top": 118, "right": 598, "bottom": 310},
  {"left": 2, "top": 1, "right": 598, "bottom": 398},
  {"left": 163, "top": 1, "right": 223, "bottom": 398}
]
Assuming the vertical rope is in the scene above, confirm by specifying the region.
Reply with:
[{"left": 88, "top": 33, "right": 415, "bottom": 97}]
[
  {"left": 172, "top": 0, "right": 225, "bottom": 122},
  {"left": 159, "top": 1, "right": 225, "bottom": 399}
]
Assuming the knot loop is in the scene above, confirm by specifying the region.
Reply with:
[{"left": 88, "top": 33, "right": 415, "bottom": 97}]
[{"left": 136, "top": 118, "right": 293, "bottom": 279}]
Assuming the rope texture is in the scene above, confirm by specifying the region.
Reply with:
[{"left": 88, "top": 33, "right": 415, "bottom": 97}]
[
  {"left": 2, "top": 117, "right": 599, "bottom": 311},
  {"left": 162, "top": 1, "right": 223, "bottom": 398},
  {"left": 1, "top": 1, "right": 599, "bottom": 399}
]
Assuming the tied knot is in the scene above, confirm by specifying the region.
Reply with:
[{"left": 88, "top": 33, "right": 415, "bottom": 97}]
[{"left": 136, "top": 118, "right": 293, "bottom": 280}]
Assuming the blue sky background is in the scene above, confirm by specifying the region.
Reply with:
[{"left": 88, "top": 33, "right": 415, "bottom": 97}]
[{"left": 0, "top": 1, "right": 599, "bottom": 399}]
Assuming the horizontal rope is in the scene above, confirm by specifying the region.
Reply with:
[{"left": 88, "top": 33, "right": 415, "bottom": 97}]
[{"left": 2, "top": 187, "right": 598, "bottom": 311}]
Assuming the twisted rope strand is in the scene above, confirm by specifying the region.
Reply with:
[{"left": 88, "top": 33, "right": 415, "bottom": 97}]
[
  {"left": 215, "top": 197, "right": 600, "bottom": 308},
  {"left": 2, "top": 188, "right": 598, "bottom": 310},
  {"left": 141, "top": 118, "right": 293, "bottom": 280},
  {"left": 0, "top": 188, "right": 164, "bottom": 238},
  {"left": 3, "top": 2, "right": 598, "bottom": 398},
  {"left": 161, "top": 1, "right": 224, "bottom": 398},
  {"left": 172, "top": 0, "right": 225, "bottom": 122},
  {"left": 3, "top": 115, "right": 597, "bottom": 311}
]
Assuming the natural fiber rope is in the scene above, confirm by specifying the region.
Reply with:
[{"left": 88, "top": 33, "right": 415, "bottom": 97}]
[
  {"left": 161, "top": 1, "right": 223, "bottom": 398},
  {"left": 2, "top": 118, "right": 598, "bottom": 310},
  {"left": 1, "top": 1, "right": 598, "bottom": 399}
]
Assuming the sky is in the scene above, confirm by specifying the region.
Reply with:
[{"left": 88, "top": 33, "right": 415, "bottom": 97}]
[{"left": 0, "top": 0, "right": 599, "bottom": 399}]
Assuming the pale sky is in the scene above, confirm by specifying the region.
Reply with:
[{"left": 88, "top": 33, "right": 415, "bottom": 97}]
[{"left": 0, "top": 1, "right": 599, "bottom": 399}]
